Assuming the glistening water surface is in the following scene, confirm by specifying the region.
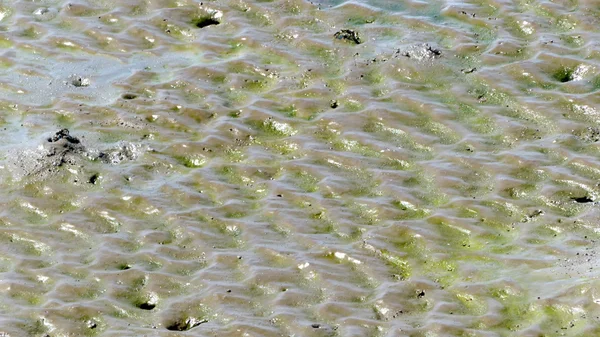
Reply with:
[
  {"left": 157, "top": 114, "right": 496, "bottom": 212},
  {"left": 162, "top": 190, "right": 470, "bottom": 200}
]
[{"left": 1, "top": 0, "right": 600, "bottom": 336}]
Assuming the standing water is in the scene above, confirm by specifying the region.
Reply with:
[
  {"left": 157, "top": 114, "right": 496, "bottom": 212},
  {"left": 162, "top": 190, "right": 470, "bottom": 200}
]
[{"left": 0, "top": 0, "right": 600, "bottom": 336}]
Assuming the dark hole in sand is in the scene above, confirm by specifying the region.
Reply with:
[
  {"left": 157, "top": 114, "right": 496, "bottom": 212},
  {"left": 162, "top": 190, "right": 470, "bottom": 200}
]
[
  {"left": 138, "top": 302, "right": 156, "bottom": 310},
  {"left": 194, "top": 17, "right": 220, "bottom": 28},
  {"left": 554, "top": 68, "right": 574, "bottom": 83},
  {"left": 572, "top": 196, "right": 594, "bottom": 203},
  {"left": 122, "top": 93, "right": 138, "bottom": 100},
  {"left": 89, "top": 173, "right": 100, "bottom": 184}
]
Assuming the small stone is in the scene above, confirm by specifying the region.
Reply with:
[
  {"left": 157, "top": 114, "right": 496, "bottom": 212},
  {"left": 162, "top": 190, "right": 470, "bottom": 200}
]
[
  {"left": 71, "top": 77, "right": 90, "bottom": 87},
  {"left": 166, "top": 317, "right": 208, "bottom": 331},
  {"left": 33, "top": 7, "right": 58, "bottom": 21}
]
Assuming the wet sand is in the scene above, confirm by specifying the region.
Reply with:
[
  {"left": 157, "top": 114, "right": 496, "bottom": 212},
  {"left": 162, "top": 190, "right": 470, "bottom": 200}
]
[{"left": 1, "top": 0, "right": 600, "bottom": 336}]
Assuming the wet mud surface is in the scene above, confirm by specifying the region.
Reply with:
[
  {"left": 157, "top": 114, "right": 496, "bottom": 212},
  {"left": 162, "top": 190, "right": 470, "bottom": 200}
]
[{"left": 1, "top": 0, "right": 600, "bottom": 336}]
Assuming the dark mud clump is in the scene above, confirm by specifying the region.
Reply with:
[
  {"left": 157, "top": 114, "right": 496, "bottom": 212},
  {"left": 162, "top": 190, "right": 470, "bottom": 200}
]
[
  {"left": 7, "top": 129, "right": 90, "bottom": 182},
  {"left": 46, "top": 129, "right": 87, "bottom": 167},
  {"left": 426, "top": 45, "right": 442, "bottom": 57},
  {"left": 48, "top": 129, "right": 81, "bottom": 144},
  {"left": 334, "top": 29, "right": 363, "bottom": 44},
  {"left": 166, "top": 317, "right": 208, "bottom": 331},
  {"left": 8, "top": 129, "right": 144, "bottom": 182}
]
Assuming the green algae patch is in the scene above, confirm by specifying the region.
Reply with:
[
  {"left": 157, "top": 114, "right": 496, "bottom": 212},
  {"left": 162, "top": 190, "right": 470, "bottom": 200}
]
[
  {"left": 177, "top": 153, "right": 207, "bottom": 168},
  {"left": 343, "top": 98, "right": 364, "bottom": 112},
  {"left": 208, "top": 219, "right": 246, "bottom": 248},
  {"left": 312, "top": 212, "right": 339, "bottom": 234},
  {"left": 424, "top": 258, "right": 459, "bottom": 288},
  {"left": 428, "top": 217, "right": 481, "bottom": 250},
  {"left": 263, "top": 139, "right": 301, "bottom": 157},
  {"left": 567, "top": 160, "right": 600, "bottom": 180},
  {"left": 378, "top": 250, "right": 411, "bottom": 280},
  {"left": 503, "top": 183, "right": 538, "bottom": 199},
  {"left": 11, "top": 288, "right": 44, "bottom": 305},
  {"left": 386, "top": 227, "right": 429, "bottom": 259},
  {"left": 413, "top": 185, "right": 449, "bottom": 207},
  {"left": 0, "top": 232, "right": 52, "bottom": 256},
  {"left": 364, "top": 119, "right": 434, "bottom": 156},
  {"left": 412, "top": 118, "right": 460, "bottom": 144},
  {"left": 454, "top": 292, "right": 488, "bottom": 316},
  {"left": 536, "top": 195, "right": 589, "bottom": 217},
  {"left": 258, "top": 118, "right": 298, "bottom": 137},
  {"left": 560, "top": 34, "right": 585, "bottom": 48},
  {"left": 291, "top": 170, "right": 320, "bottom": 193},
  {"left": 392, "top": 200, "right": 431, "bottom": 220},
  {"left": 540, "top": 303, "right": 586, "bottom": 332},
  {"left": 348, "top": 202, "right": 379, "bottom": 225},
  {"left": 331, "top": 138, "right": 380, "bottom": 157},
  {"left": 447, "top": 100, "right": 497, "bottom": 134},
  {"left": 480, "top": 200, "right": 526, "bottom": 221}
]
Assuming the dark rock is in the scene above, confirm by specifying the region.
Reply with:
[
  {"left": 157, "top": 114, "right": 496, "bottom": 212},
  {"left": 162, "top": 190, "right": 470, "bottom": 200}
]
[
  {"left": 71, "top": 77, "right": 90, "bottom": 87},
  {"left": 122, "top": 93, "right": 137, "bottom": 100},
  {"left": 334, "top": 29, "right": 363, "bottom": 44},
  {"left": 426, "top": 45, "right": 442, "bottom": 57}
]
